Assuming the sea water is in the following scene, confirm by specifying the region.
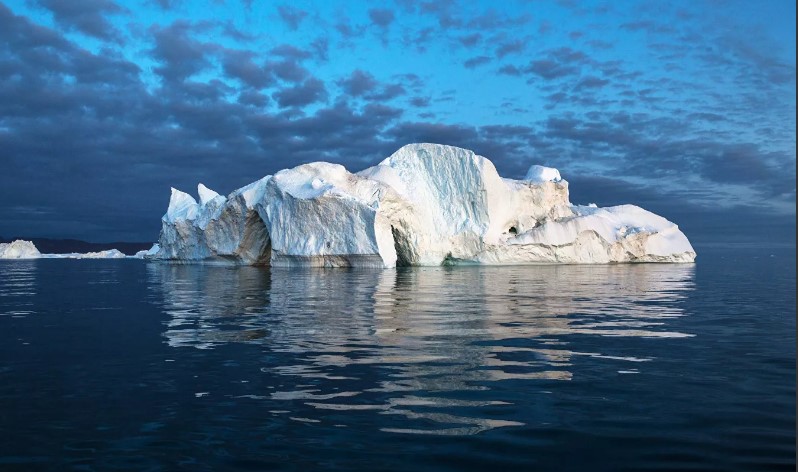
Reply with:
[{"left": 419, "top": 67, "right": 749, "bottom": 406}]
[{"left": 0, "top": 245, "right": 794, "bottom": 471}]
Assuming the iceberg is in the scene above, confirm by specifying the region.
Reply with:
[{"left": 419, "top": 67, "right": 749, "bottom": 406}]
[
  {"left": 44, "top": 249, "right": 128, "bottom": 259},
  {"left": 153, "top": 143, "right": 696, "bottom": 267},
  {"left": 0, "top": 240, "right": 42, "bottom": 259},
  {"left": 0, "top": 240, "right": 132, "bottom": 260}
]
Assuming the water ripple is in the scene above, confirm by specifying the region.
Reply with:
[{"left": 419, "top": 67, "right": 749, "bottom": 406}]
[{"left": 148, "top": 263, "right": 695, "bottom": 435}]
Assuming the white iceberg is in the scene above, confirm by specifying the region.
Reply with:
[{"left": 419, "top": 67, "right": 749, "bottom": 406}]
[
  {"left": 153, "top": 143, "right": 696, "bottom": 267},
  {"left": 0, "top": 240, "right": 131, "bottom": 260},
  {"left": 41, "top": 249, "right": 128, "bottom": 259},
  {"left": 0, "top": 240, "right": 42, "bottom": 259}
]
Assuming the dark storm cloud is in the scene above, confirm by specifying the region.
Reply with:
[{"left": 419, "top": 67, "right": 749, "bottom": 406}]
[
  {"left": 418, "top": 0, "right": 462, "bottom": 28},
  {"left": 238, "top": 89, "right": 269, "bottom": 107},
  {"left": 0, "top": 2, "right": 793, "bottom": 244},
  {"left": 499, "top": 47, "right": 594, "bottom": 80},
  {"left": 706, "top": 35, "right": 797, "bottom": 86},
  {"left": 152, "top": 0, "right": 178, "bottom": 9},
  {"left": 337, "top": 69, "right": 378, "bottom": 97},
  {"left": 220, "top": 21, "right": 258, "bottom": 42},
  {"left": 409, "top": 96, "right": 430, "bottom": 107},
  {"left": 575, "top": 76, "right": 609, "bottom": 89},
  {"left": 33, "top": 0, "right": 127, "bottom": 43},
  {"left": 687, "top": 112, "right": 725, "bottom": 122},
  {"left": 273, "top": 77, "right": 327, "bottom": 108},
  {"left": 220, "top": 48, "right": 273, "bottom": 89},
  {"left": 365, "top": 83, "right": 406, "bottom": 101},
  {"left": 334, "top": 17, "right": 366, "bottom": 39},
  {"left": 269, "top": 59, "right": 309, "bottom": 83},
  {"left": 463, "top": 55, "right": 491, "bottom": 69},
  {"left": 527, "top": 59, "right": 580, "bottom": 79},
  {"left": 497, "top": 64, "right": 522, "bottom": 76},
  {"left": 270, "top": 44, "right": 312, "bottom": 60},
  {"left": 401, "top": 26, "right": 436, "bottom": 53},
  {"left": 276, "top": 4, "right": 308, "bottom": 31},
  {"left": 368, "top": 8, "right": 395, "bottom": 28},
  {"left": 457, "top": 33, "right": 481, "bottom": 47},
  {"left": 587, "top": 39, "right": 613, "bottom": 50},
  {"left": 310, "top": 37, "right": 329, "bottom": 61},
  {"left": 495, "top": 39, "right": 525, "bottom": 58},
  {"left": 150, "top": 21, "right": 216, "bottom": 83},
  {"left": 620, "top": 20, "right": 676, "bottom": 35},
  {"left": 466, "top": 10, "right": 531, "bottom": 29},
  {"left": 540, "top": 114, "right": 796, "bottom": 197}
]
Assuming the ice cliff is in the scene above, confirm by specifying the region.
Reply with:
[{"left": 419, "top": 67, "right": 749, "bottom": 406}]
[{"left": 154, "top": 143, "right": 696, "bottom": 267}]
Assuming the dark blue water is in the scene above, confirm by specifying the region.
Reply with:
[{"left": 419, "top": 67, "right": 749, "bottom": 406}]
[{"left": 0, "top": 245, "right": 794, "bottom": 471}]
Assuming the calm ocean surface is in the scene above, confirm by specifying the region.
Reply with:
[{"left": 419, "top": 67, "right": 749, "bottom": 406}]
[{"left": 0, "top": 245, "right": 794, "bottom": 471}]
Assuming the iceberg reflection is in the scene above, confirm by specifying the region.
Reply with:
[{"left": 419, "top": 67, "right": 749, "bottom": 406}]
[
  {"left": 0, "top": 260, "right": 38, "bottom": 317},
  {"left": 148, "top": 263, "right": 695, "bottom": 434}
]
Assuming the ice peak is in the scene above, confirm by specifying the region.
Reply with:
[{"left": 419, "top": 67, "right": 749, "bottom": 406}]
[
  {"left": 165, "top": 187, "right": 199, "bottom": 222},
  {"left": 197, "top": 183, "right": 221, "bottom": 206}
]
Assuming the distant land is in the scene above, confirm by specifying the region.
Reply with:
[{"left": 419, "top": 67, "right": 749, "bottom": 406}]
[{"left": 0, "top": 237, "right": 152, "bottom": 256}]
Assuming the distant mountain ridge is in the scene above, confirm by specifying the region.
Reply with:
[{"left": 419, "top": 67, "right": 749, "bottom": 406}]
[{"left": 0, "top": 237, "right": 152, "bottom": 256}]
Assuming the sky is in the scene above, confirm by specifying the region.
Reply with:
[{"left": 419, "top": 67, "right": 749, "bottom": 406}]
[{"left": 1, "top": 0, "right": 795, "bottom": 244}]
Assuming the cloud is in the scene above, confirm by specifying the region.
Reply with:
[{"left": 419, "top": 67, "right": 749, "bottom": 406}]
[
  {"left": 365, "top": 83, "right": 406, "bottom": 101},
  {"left": 501, "top": 47, "right": 592, "bottom": 80},
  {"left": 575, "top": 76, "right": 609, "bottom": 89},
  {"left": 457, "top": 33, "right": 481, "bottom": 47},
  {"left": 270, "top": 44, "right": 312, "bottom": 60},
  {"left": 368, "top": 8, "right": 395, "bottom": 29},
  {"left": 269, "top": 59, "right": 309, "bottom": 83},
  {"left": 465, "top": 9, "right": 531, "bottom": 29},
  {"left": 33, "top": 0, "right": 127, "bottom": 43},
  {"left": 152, "top": 0, "right": 179, "bottom": 9},
  {"left": 496, "top": 39, "right": 525, "bottom": 58},
  {"left": 220, "top": 20, "right": 258, "bottom": 42},
  {"left": 276, "top": 4, "right": 308, "bottom": 30},
  {"left": 0, "top": 1, "right": 793, "bottom": 244},
  {"left": 464, "top": 56, "right": 491, "bottom": 69},
  {"left": 220, "top": 49, "right": 273, "bottom": 89},
  {"left": 418, "top": 0, "right": 462, "bottom": 28},
  {"left": 527, "top": 59, "right": 580, "bottom": 79},
  {"left": 337, "top": 69, "right": 378, "bottom": 97},
  {"left": 334, "top": 17, "right": 366, "bottom": 39},
  {"left": 273, "top": 77, "right": 328, "bottom": 108},
  {"left": 409, "top": 96, "right": 430, "bottom": 107},
  {"left": 309, "top": 37, "right": 329, "bottom": 61},
  {"left": 238, "top": 89, "right": 269, "bottom": 107},
  {"left": 150, "top": 21, "right": 216, "bottom": 83}
]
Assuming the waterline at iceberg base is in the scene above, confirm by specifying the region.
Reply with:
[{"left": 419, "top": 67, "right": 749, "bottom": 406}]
[{"left": 154, "top": 143, "right": 696, "bottom": 267}]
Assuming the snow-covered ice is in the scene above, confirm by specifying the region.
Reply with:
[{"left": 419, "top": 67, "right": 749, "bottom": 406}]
[
  {"left": 524, "top": 165, "right": 562, "bottom": 183},
  {"left": 0, "top": 240, "right": 41, "bottom": 259},
  {"left": 153, "top": 143, "right": 696, "bottom": 267}
]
